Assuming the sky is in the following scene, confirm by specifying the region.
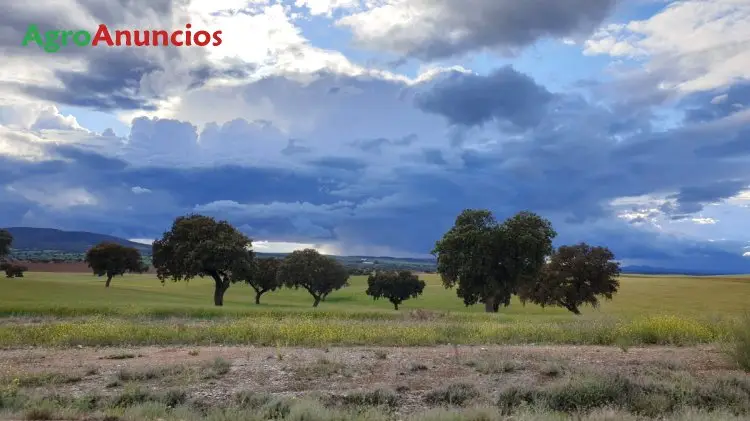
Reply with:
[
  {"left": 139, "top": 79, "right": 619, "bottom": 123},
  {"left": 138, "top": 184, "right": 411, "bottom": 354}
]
[{"left": 1, "top": 0, "right": 750, "bottom": 271}]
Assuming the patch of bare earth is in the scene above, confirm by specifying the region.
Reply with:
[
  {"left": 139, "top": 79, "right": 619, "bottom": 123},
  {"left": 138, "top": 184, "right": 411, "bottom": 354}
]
[{"left": 0, "top": 344, "right": 740, "bottom": 414}]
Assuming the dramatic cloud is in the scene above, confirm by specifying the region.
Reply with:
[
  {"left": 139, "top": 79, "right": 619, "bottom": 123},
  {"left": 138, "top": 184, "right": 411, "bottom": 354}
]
[
  {"left": 415, "top": 66, "right": 553, "bottom": 128},
  {"left": 585, "top": 0, "right": 750, "bottom": 93},
  {"left": 2, "top": 0, "right": 750, "bottom": 271},
  {"left": 338, "top": 0, "right": 617, "bottom": 60}
]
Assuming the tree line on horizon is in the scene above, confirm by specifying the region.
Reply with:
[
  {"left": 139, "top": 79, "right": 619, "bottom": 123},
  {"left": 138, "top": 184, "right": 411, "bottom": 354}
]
[
  {"left": 1, "top": 210, "right": 621, "bottom": 315},
  {"left": 0, "top": 230, "right": 28, "bottom": 278}
]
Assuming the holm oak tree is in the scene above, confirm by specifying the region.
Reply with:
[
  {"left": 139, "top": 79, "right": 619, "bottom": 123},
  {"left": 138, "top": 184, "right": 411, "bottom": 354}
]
[
  {"left": 0, "top": 229, "right": 12, "bottom": 260},
  {"left": 432, "top": 209, "right": 556, "bottom": 312},
  {"left": 85, "top": 242, "right": 146, "bottom": 287},
  {"left": 277, "top": 249, "right": 348, "bottom": 307},
  {"left": 233, "top": 257, "right": 282, "bottom": 304},
  {"left": 1, "top": 262, "right": 27, "bottom": 278},
  {"left": 366, "top": 270, "right": 426, "bottom": 310},
  {"left": 152, "top": 214, "right": 253, "bottom": 306},
  {"left": 519, "top": 243, "right": 621, "bottom": 315}
]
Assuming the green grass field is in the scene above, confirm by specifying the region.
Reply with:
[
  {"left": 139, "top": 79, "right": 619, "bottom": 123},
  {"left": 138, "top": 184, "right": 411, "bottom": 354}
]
[
  {"left": 0, "top": 272, "right": 747, "bottom": 347},
  {"left": 3, "top": 272, "right": 750, "bottom": 318}
]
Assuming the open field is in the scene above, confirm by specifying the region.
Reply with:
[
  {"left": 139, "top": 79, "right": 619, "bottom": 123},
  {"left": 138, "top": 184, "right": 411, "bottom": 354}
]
[
  {"left": 0, "top": 272, "right": 748, "bottom": 348},
  {"left": 4, "top": 272, "right": 750, "bottom": 318},
  {"left": 1, "top": 344, "right": 749, "bottom": 420},
  {"left": 1, "top": 271, "right": 749, "bottom": 420}
]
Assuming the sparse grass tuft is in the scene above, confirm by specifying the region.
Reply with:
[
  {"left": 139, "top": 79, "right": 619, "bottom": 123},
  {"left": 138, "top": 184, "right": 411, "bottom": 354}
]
[
  {"left": 342, "top": 389, "right": 400, "bottom": 408},
  {"left": 424, "top": 383, "right": 480, "bottom": 406},
  {"left": 410, "top": 363, "right": 429, "bottom": 372},
  {"left": 497, "top": 370, "right": 750, "bottom": 417},
  {"left": 116, "top": 364, "right": 186, "bottom": 382},
  {"left": 539, "top": 362, "right": 565, "bottom": 378},
  {"left": 295, "top": 358, "right": 347, "bottom": 379},
  {"left": 23, "top": 404, "right": 55, "bottom": 421},
  {"left": 726, "top": 313, "right": 750, "bottom": 372},
  {"left": 101, "top": 353, "right": 136, "bottom": 360},
  {"left": 8, "top": 372, "right": 82, "bottom": 387},
  {"left": 466, "top": 355, "right": 521, "bottom": 375},
  {"left": 202, "top": 357, "right": 231, "bottom": 379}
]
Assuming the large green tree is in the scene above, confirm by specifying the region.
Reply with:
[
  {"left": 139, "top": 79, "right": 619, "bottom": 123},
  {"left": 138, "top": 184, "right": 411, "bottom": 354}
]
[
  {"left": 519, "top": 243, "right": 621, "bottom": 315},
  {"left": 0, "top": 229, "right": 12, "bottom": 260},
  {"left": 85, "top": 242, "right": 146, "bottom": 287},
  {"left": 366, "top": 270, "right": 426, "bottom": 310},
  {"left": 432, "top": 209, "right": 556, "bottom": 312},
  {"left": 233, "top": 257, "right": 282, "bottom": 304},
  {"left": 152, "top": 214, "right": 253, "bottom": 306},
  {"left": 277, "top": 249, "right": 348, "bottom": 307}
]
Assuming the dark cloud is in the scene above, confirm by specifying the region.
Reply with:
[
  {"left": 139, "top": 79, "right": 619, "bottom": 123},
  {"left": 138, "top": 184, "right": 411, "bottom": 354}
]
[
  {"left": 2, "top": 0, "right": 230, "bottom": 110},
  {"left": 682, "top": 82, "right": 750, "bottom": 123},
  {"left": 660, "top": 180, "right": 749, "bottom": 217},
  {"left": 415, "top": 67, "right": 553, "bottom": 128},
  {"left": 23, "top": 52, "right": 162, "bottom": 111},
  {"left": 341, "top": 0, "right": 617, "bottom": 60},
  {"left": 308, "top": 157, "right": 367, "bottom": 172},
  {"left": 282, "top": 139, "right": 311, "bottom": 156},
  {"left": 349, "top": 134, "right": 415, "bottom": 153}
]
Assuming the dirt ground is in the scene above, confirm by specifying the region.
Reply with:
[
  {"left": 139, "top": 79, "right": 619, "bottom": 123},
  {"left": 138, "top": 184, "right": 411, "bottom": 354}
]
[
  {"left": 15, "top": 262, "right": 97, "bottom": 273},
  {"left": 0, "top": 344, "right": 740, "bottom": 413}
]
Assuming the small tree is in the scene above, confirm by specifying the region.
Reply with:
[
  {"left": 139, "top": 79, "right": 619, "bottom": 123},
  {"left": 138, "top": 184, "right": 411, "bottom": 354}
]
[
  {"left": 85, "top": 242, "right": 146, "bottom": 287},
  {"left": 518, "top": 243, "right": 621, "bottom": 315},
  {"left": 366, "top": 270, "right": 425, "bottom": 310},
  {"left": 277, "top": 249, "right": 348, "bottom": 307},
  {"left": 152, "top": 214, "right": 253, "bottom": 306},
  {"left": 0, "top": 229, "right": 11, "bottom": 259},
  {"left": 234, "top": 257, "right": 282, "bottom": 304},
  {"left": 1, "top": 262, "right": 27, "bottom": 278}
]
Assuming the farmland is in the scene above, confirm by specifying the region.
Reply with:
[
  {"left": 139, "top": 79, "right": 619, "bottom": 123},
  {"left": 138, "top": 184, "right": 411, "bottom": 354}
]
[{"left": 1, "top": 270, "right": 749, "bottom": 420}]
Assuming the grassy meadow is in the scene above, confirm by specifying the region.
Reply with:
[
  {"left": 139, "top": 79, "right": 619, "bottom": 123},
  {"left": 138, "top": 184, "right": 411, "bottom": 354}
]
[
  {"left": 0, "top": 271, "right": 747, "bottom": 347},
  {"left": 2, "top": 271, "right": 750, "bottom": 421},
  {"left": 4, "top": 272, "right": 750, "bottom": 318}
]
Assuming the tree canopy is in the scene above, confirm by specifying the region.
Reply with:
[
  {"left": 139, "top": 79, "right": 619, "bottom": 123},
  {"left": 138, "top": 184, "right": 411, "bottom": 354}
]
[
  {"left": 152, "top": 214, "right": 253, "bottom": 306},
  {"left": 0, "top": 229, "right": 12, "bottom": 259},
  {"left": 519, "top": 243, "right": 621, "bottom": 315},
  {"left": 366, "top": 270, "right": 426, "bottom": 310},
  {"left": 233, "top": 257, "right": 282, "bottom": 304},
  {"left": 0, "top": 262, "right": 27, "bottom": 278},
  {"left": 432, "top": 209, "right": 556, "bottom": 312},
  {"left": 85, "top": 242, "right": 146, "bottom": 287},
  {"left": 277, "top": 249, "right": 349, "bottom": 307}
]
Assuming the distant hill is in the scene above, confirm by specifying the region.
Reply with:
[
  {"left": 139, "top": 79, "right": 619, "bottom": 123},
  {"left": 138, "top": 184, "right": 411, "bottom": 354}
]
[
  {"left": 621, "top": 265, "right": 745, "bottom": 276},
  {"left": 3, "top": 227, "right": 151, "bottom": 253},
  {"left": 7, "top": 227, "right": 734, "bottom": 275}
]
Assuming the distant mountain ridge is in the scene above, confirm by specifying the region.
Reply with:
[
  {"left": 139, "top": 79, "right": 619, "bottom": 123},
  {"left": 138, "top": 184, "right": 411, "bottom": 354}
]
[
  {"left": 2, "top": 227, "right": 151, "bottom": 253},
  {"left": 3, "top": 227, "right": 740, "bottom": 275}
]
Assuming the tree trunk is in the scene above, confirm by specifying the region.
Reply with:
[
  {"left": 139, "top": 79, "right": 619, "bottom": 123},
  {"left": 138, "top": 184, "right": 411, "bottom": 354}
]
[
  {"left": 105, "top": 275, "right": 112, "bottom": 288},
  {"left": 483, "top": 296, "right": 497, "bottom": 313},
  {"left": 211, "top": 274, "right": 230, "bottom": 306},
  {"left": 559, "top": 300, "right": 581, "bottom": 315},
  {"left": 313, "top": 295, "right": 321, "bottom": 307},
  {"left": 393, "top": 302, "right": 399, "bottom": 310},
  {"left": 255, "top": 289, "right": 266, "bottom": 305}
]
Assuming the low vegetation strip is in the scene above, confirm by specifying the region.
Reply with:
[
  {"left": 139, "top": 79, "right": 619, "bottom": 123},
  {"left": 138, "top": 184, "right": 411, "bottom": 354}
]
[{"left": 0, "top": 315, "right": 731, "bottom": 347}]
